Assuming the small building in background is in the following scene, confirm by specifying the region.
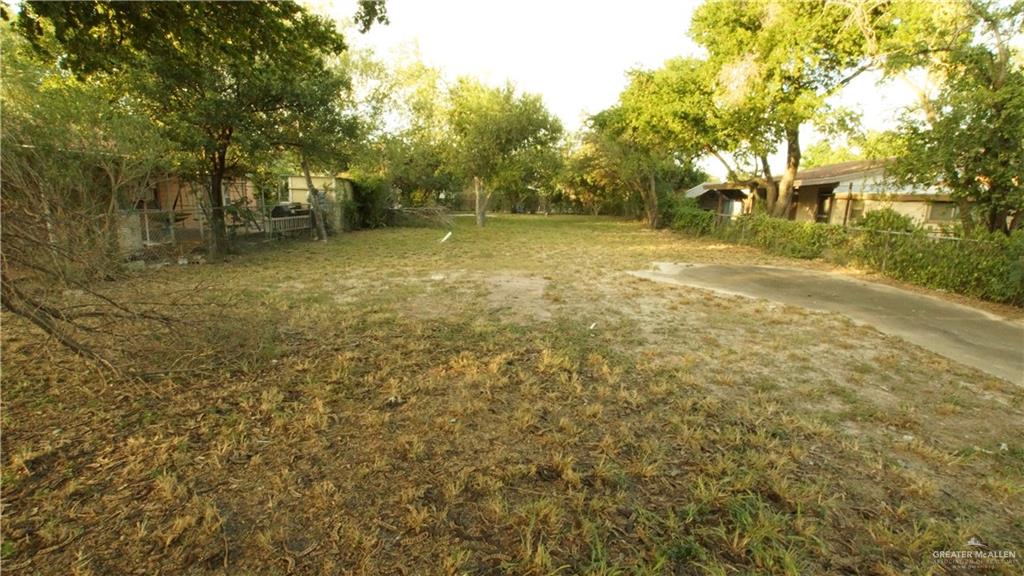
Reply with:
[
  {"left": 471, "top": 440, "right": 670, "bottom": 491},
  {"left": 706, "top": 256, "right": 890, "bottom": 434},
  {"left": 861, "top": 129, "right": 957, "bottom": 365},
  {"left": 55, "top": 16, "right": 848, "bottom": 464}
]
[
  {"left": 120, "top": 175, "right": 258, "bottom": 253},
  {"left": 688, "top": 159, "right": 960, "bottom": 228},
  {"left": 284, "top": 174, "right": 354, "bottom": 205}
]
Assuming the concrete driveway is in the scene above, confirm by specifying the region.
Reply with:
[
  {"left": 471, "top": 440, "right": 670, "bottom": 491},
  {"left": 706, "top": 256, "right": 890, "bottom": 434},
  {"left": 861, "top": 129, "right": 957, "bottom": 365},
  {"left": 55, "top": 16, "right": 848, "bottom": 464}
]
[{"left": 630, "top": 262, "right": 1024, "bottom": 385}]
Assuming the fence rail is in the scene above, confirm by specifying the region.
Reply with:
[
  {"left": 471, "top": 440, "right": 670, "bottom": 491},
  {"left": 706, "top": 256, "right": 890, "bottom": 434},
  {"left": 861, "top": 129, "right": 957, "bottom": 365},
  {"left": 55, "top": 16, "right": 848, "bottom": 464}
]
[
  {"left": 121, "top": 205, "right": 321, "bottom": 255},
  {"left": 267, "top": 215, "right": 312, "bottom": 234}
]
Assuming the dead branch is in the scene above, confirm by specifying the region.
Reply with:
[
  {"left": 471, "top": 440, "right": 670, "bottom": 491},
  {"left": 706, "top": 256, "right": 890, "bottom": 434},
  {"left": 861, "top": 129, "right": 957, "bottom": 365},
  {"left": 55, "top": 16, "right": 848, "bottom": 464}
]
[
  {"left": 389, "top": 206, "right": 453, "bottom": 228},
  {"left": 1, "top": 274, "right": 119, "bottom": 374}
]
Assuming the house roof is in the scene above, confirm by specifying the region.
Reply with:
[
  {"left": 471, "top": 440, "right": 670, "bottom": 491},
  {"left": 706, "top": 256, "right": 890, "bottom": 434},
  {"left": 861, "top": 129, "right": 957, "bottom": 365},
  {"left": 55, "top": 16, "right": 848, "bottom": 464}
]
[
  {"left": 683, "top": 183, "right": 710, "bottom": 198},
  {"left": 790, "top": 159, "right": 888, "bottom": 186},
  {"left": 699, "top": 158, "right": 893, "bottom": 193}
]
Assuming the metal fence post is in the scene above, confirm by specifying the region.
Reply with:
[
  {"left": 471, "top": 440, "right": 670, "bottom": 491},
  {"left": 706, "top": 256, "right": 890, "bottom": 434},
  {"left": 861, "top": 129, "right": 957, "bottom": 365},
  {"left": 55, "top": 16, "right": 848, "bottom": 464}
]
[{"left": 881, "top": 230, "right": 891, "bottom": 274}]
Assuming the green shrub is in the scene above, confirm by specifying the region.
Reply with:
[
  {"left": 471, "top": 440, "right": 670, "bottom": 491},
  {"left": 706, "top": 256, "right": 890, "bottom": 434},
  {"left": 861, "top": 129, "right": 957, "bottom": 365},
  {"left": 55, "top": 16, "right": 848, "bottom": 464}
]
[
  {"left": 338, "top": 199, "right": 360, "bottom": 231},
  {"left": 848, "top": 227, "right": 1024, "bottom": 304},
  {"left": 725, "top": 213, "right": 847, "bottom": 259},
  {"left": 668, "top": 199, "right": 715, "bottom": 235},
  {"left": 351, "top": 177, "right": 394, "bottom": 229},
  {"left": 858, "top": 208, "right": 915, "bottom": 232},
  {"left": 668, "top": 204, "right": 1024, "bottom": 305}
]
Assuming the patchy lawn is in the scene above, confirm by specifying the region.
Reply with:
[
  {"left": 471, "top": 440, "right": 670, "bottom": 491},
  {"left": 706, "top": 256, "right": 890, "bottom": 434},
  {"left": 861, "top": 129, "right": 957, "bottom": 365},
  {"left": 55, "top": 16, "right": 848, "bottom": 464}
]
[{"left": 3, "top": 215, "right": 1022, "bottom": 575}]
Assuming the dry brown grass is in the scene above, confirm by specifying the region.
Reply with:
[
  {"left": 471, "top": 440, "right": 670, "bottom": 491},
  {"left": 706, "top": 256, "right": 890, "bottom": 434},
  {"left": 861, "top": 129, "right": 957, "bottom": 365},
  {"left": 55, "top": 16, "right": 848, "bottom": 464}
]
[{"left": 2, "top": 215, "right": 1022, "bottom": 574}]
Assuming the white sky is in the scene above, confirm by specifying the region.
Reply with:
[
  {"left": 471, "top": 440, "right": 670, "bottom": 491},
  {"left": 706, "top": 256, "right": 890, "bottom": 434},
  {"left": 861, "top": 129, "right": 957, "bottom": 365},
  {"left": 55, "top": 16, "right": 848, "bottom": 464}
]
[{"left": 313, "top": 0, "right": 919, "bottom": 179}]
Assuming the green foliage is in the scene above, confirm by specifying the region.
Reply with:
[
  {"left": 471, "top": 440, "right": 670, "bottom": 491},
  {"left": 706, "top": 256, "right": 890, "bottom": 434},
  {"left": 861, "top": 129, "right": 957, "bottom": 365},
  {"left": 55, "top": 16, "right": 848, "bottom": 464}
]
[
  {"left": 1, "top": 20, "right": 169, "bottom": 204},
  {"left": 556, "top": 137, "right": 611, "bottom": 215},
  {"left": 338, "top": 199, "right": 362, "bottom": 232},
  {"left": 691, "top": 0, "right": 868, "bottom": 121},
  {"left": 1, "top": 20, "right": 170, "bottom": 279},
  {"left": 351, "top": 176, "right": 394, "bottom": 229},
  {"left": 885, "top": 1, "right": 1024, "bottom": 233},
  {"left": 799, "top": 132, "right": 907, "bottom": 168},
  {"left": 351, "top": 56, "right": 458, "bottom": 204},
  {"left": 446, "top": 77, "right": 563, "bottom": 195},
  {"left": 671, "top": 206, "right": 1024, "bottom": 304},
  {"left": 847, "top": 225, "right": 1024, "bottom": 304},
  {"left": 727, "top": 214, "right": 850, "bottom": 259},
  {"left": 857, "top": 208, "right": 916, "bottom": 233},
  {"left": 579, "top": 106, "right": 706, "bottom": 227},
  {"left": 688, "top": 0, "right": 892, "bottom": 216},
  {"left": 801, "top": 140, "right": 861, "bottom": 168},
  {"left": 278, "top": 64, "right": 361, "bottom": 171},
  {"left": 568, "top": 55, "right": 713, "bottom": 226},
  {"left": 377, "top": 135, "right": 456, "bottom": 204},
  {"left": 19, "top": 1, "right": 352, "bottom": 254},
  {"left": 668, "top": 199, "right": 716, "bottom": 236},
  {"left": 353, "top": 0, "right": 388, "bottom": 33},
  {"left": 619, "top": 58, "right": 728, "bottom": 160},
  {"left": 858, "top": 131, "right": 907, "bottom": 161}
]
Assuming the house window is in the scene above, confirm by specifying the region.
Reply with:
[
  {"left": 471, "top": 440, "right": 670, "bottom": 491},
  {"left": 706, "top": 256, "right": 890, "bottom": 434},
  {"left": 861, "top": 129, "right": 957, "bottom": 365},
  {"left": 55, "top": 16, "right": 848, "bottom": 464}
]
[
  {"left": 849, "top": 199, "right": 865, "bottom": 222},
  {"left": 928, "top": 202, "right": 959, "bottom": 222}
]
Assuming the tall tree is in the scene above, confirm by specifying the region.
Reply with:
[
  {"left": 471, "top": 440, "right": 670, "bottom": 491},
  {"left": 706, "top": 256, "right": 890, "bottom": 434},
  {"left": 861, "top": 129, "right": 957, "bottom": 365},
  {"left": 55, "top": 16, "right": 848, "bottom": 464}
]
[
  {"left": 885, "top": 0, "right": 1024, "bottom": 233},
  {"left": 690, "top": 0, "right": 872, "bottom": 217},
  {"left": 590, "top": 67, "right": 713, "bottom": 227},
  {"left": 558, "top": 137, "right": 614, "bottom": 215},
  {"left": 587, "top": 107, "right": 665, "bottom": 227},
  {"left": 354, "top": 55, "right": 458, "bottom": 204},
  {"left": 618, "top": 59, "right": 750, "bottom": 181},
  {"left": 265, "top": 62, "right": 361, "bottom": 240},
  {"left": 446, "top": 78, "right": 562, "bottom": 227},
  {"left": 582, "top": 107, "right": 705, "bottom": 228},
  {"left": 19, "top": 1, "right": 372, "bottom": 254}
]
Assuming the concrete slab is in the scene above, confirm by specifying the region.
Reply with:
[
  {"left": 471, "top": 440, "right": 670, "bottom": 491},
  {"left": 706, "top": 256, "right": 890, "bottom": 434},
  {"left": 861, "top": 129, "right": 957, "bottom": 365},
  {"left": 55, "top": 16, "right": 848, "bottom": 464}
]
[{"left": 629, "top": 262, "right": 1024, "bottom": 385}]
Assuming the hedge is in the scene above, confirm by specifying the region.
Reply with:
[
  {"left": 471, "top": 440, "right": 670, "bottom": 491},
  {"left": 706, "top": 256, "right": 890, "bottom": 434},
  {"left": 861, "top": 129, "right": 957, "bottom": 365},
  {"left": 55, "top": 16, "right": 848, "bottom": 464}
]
[
  {"left": 669, "top": 203, "right": 1024, "bottom": 306},
  {"left": 670, "top": 199, "right": 716, "bottom": 236}
]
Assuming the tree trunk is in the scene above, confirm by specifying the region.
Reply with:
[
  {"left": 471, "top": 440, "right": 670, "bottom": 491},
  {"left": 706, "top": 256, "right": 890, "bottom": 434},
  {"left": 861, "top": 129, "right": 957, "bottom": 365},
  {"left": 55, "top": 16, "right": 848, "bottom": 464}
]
[
  {"left": 207, "top": 147, "right": 229, "bottom": 257},
  {"left": 474, "top": 176, "right": 487, "bottom": 227},
  {"left": 644, "top": 171, "right": 659, "bottom": 229},
  {"left": 104, "top": 166, "right": 123, "bottom": 264},
  {"left": 957, "top": 198, "right": 975, "bottom": 235},
  {"left": 773, "top": 126, "right": 801, "bottom": 218},
  {"left": 746, "top": 183, "right": 759, "bottom": 214},
  {"left": 988, "top": 203, "right": 1009, "bottom": 235},
  {"left": 759, "top": 154, "right": 778, "bottom": 215},
  {"left": 301, "top": 156, "right": 329, "bottom": 241}
]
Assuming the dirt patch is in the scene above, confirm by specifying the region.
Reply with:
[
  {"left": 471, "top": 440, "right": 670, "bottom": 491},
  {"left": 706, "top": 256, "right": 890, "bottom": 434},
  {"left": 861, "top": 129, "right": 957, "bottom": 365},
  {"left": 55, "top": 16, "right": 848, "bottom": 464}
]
[{"left": 485, "top": 273, "right": 551, "bottom": 322}]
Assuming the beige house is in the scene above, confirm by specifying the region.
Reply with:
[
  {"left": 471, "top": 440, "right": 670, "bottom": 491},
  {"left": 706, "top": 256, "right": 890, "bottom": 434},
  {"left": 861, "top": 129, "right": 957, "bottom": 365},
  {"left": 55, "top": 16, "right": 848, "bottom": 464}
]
[
  {"left": 285, "top": 174, "right": 354, "bottom": 205},
  {"left": 120, "top": 175, "right": 258, "bottom": 252},
  {"left": 688, "top": 160, "right": 959, "bottom": 228}
]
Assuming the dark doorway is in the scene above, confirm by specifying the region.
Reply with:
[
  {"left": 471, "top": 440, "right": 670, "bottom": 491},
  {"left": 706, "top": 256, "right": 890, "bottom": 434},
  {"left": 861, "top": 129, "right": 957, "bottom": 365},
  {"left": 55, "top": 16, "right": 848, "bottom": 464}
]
[{"left": 816, "top": 193, "right": 834, "bottom": 223}]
